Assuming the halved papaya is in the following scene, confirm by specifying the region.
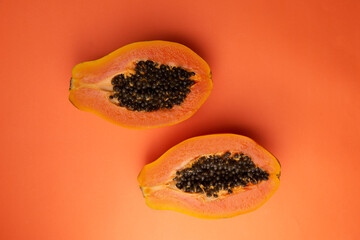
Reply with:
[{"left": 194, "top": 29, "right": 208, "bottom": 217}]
[
  {"left": 69, "top": 41, "right": 212, "bottom": 128},
  {"left": 138, "top": 134, "right": 281, "bottom": 219}
]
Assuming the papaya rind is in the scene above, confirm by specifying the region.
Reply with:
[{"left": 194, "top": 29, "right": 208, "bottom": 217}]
[
  {"left": 138, "top": 134, "right": 281, "bottom": 219},
  {"left": 69, "top": 40, "right": 212, "bottom": 129}
]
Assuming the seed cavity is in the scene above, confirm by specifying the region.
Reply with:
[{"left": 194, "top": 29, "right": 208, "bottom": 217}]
[
  {"left": 173, "top": 152, "right": 269, "bottom": 198},
  {"left": 109, "top": 60, "right": 196, "bottom": 112}
]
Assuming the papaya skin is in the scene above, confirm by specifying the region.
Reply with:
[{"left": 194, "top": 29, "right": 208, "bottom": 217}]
[
  {"left": 69, "top": 41, "right": 212, "bottom": 129},
  {"left": 138, "top": 134, "right": 281, "bottom": 219}
]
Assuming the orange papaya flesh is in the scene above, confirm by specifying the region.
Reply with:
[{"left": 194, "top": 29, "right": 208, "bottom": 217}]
[
  {"left": 138, "top": 134, "right": 281, "bottom": 219},
  {"left": 69, "top": 41, "right": 212, "bottom": 128}
]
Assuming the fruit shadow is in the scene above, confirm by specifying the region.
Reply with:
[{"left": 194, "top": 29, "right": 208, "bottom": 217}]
[{"left": 143, "top": 121, "right": 269, "bottom": 166}]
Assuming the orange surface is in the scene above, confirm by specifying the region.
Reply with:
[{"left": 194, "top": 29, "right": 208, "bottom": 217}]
[{"left": 0, "top": 0, "right": 359, "bottom": 239}]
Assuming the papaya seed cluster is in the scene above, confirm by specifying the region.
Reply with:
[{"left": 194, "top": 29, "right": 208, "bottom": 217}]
[
  {"left": 109, "top": 60, "right": 196, "bottom": 112},
  {"left": 173, "top": 152, "right": 270, "bottom": 198}
]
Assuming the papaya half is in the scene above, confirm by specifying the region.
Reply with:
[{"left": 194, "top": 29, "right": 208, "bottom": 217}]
[
  {"left": 138, "top": 134, "right": 281, "bottom": 219},
  {"left": 69, "top": 41, "right": 212, "bottom": 128}
]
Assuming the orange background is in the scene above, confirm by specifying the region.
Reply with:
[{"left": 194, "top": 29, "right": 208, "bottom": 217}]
[{"left": 1, "top": 0, "right": 359, "bottom": 239}]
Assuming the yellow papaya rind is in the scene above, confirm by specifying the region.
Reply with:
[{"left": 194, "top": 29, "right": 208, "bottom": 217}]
[
  {"left": 138, "top": 134, "right": 281, "bottom": 219},
  {"left": 69, "top": 41, "right": 212, "bottom": 129}
]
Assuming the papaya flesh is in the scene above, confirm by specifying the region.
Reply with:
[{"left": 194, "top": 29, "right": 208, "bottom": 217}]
[
  {"left": 138, "top": 134, "right": 281, "bottom": 219},
  {"left": 69, "top": 41, "right": 212, "bottom": 128}
]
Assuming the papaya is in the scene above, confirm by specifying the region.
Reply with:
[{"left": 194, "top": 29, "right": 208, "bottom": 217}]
[
  {"left": 138, "top": 134, "right": 281, "bottom": 219},
  {"left": 69, "top": 41, "right": 212, "bottom": 128}
]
